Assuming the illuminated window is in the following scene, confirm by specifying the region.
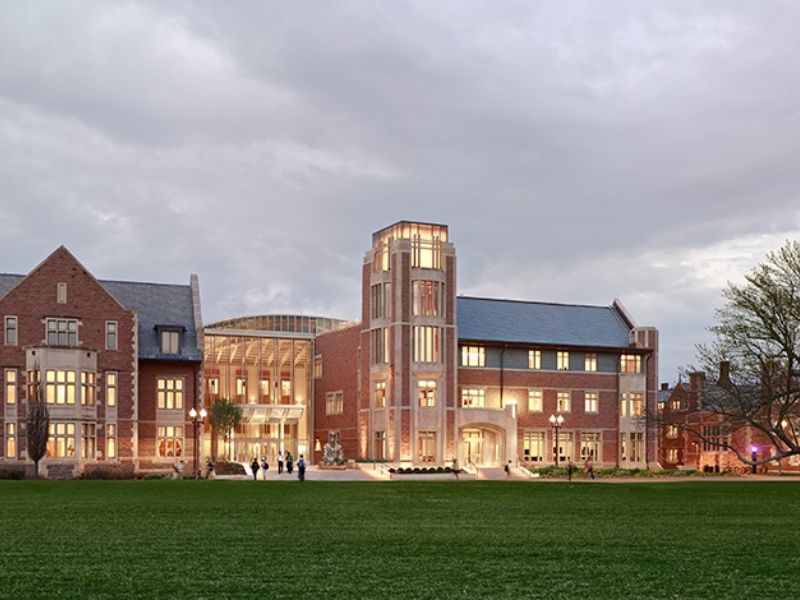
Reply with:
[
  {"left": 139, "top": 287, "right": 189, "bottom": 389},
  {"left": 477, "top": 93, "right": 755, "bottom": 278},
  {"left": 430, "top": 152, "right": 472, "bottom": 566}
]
[
  {"left": 5, "top": 422, "right": 16, "bottom": 458},
  {"left": 281, "top": 380, "right": 291, "bottom": 401},
  {"left": 259, "top": 380, "right": 270, "bottom": 402},
  {"left": 557, "top": 351, "right": 570, "bottom": 370},
  {"left": 80, "top": 372, "right": 96, "bottom": 406},
  {"left": 157, "top": 426, "right": 183, "bottom": 458},
  {"left": 528, "top": 350, "right": 541, "bottom": 369},
  {"left": 461, "top": 387, "right": 485, "bottom": 408},
  {"left": 585, "top": 353, "right": 597, "bottom": 372},
  {"left": 528, "top": 389, "right": 543, "bottom": 412},
  {"left": 411, "top": 236, "right": 442, "bottom": 270},
  {"left": 460, "top": 345, "right": 485, "bottom": 367},
  {"left": 556, "top": 432, "right": 573, "bottom": 463},
  {"left": 620, "top": 393, "right": 644, "bottom": 417},
  {"left": 374, "top": 381, "right": 386, "bottom": 408},
  {"left": 208, "top": 377, "right": 219, "bottom": 397},
  {"left": 375, "top": 431, "right": 387, "bottom": 460},
  {"left": 629, "top": 432, "right": 643, "bottom": 462},
  {"left": 412, "top": 281, "right": 441, "bottom": 316},
  {"left": 106, "top": 424, "right": 117, "bottom": 459},
  {"left": 522, "top": 431, "right": 545, "bottom": 462},
  {"left": 81, "top": 423, "right": 96, "bottom": 459},
  {"left": 580, "top": 433, "right": 601, "bottom": 461},
  {"left": 372, "top": 241, "right": 390, "bottom": 273},
  {"left": 4, "top": 316, "right": 17, "bottom": 346},
  {"left": 666, "top": 425, "right": 678, "bottom": 439},
  {"left": 371, "top": 328, "right": 389, "bottom": 364},
  {"left": 584, "top": 391, "right": 598, "bottom": 413},
  {"left": 418, "top": 431, "right": 436, "bottom": 462},
  {"left": 620, "top": 354, "right": 642, "bottom": 373},
  {"left": 57, "top": 282, "right": 67, "bottom": 304},
  {"left": 314, "top": 356, "right": 323, "bottom": 379},
  {"left": 26, "top": 369, "right": 40, "bottom": 403},
  {"left": 666, "top": 448, "right": 680, "bottom": 463},
  {"left": 236, "top": 377, "right": 247, "bottom": 399},
  {"left": 106, "top": 372, "right": 117, "bottom": 406},
  {"left": 670, "top": 399, "right": 684, "bottom": 411},
  {"left": 45, "top": 370, "right": 77, "bottom": 405},
  {"left": 47, "top": 422, "right": 76, "bottom": 458},
  {"left": 413, "top": 326, "right": 440, "bottom": 363},
  {"left": 105, "top": 321, "right": 117, "bottom": 350},
  {"left": 326, "top": 391, "right": 343, "bottom": 415},
  {"left": 161, "top": 331, "right": 179, "bottom": 355},
  {"left": 4, "top": 369, "right": 16, "bottom": 404},
  {"left": 157, "top": 378, "right": 184, "bottom": 410},
  {"left": 418, "top": 380, "right": 437, "bottom": 407},
  {"left": 370, "top": 283, "right": 385, "bottom": 320},
  {"left": 46, "top": 319, "right": 78, "bottom": 346},
  {"left": 557, "top": 391, "right": 571, "bottom": 412}
]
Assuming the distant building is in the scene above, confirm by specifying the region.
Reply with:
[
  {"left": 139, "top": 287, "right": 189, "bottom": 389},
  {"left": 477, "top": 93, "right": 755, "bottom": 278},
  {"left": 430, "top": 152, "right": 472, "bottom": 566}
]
[{"left": 0, "top": 247, "right": 202, "bottom": 477}]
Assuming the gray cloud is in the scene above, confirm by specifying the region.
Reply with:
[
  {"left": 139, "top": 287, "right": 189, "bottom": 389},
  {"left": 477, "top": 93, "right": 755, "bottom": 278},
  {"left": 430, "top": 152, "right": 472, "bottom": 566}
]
[{"left": 1, "top": 0, "right": 799, "bottom": 381}]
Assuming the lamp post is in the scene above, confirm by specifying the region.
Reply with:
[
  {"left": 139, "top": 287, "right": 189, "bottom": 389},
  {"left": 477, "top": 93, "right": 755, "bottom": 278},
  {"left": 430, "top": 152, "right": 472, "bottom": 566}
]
[
  {"left": 750, "top": 444, "right": 758, "bottom": 475},
  {"left": 189, "top": 406, "right": 207, "bottom": 479},
  {"left": 549, "top": 414, "right": 564, "bottom": 468}
]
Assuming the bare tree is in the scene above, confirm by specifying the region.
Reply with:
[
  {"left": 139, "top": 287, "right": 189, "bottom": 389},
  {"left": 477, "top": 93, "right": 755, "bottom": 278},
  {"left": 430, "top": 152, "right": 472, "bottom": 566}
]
[
  {"left": 664, "top": 240, "right": 800, "bottom": 468},
  {"left": 208, "top": 398, "right": 242, "bottom": 461},
  {"left": 26, "top": 387, "right": 50, "bottom": 479}
]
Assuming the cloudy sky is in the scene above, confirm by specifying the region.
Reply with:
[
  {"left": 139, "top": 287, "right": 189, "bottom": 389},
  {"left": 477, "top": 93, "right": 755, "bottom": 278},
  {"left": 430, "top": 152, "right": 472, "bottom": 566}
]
[{"left": 1, "top": 1, "right": 799, "bottom": 381}]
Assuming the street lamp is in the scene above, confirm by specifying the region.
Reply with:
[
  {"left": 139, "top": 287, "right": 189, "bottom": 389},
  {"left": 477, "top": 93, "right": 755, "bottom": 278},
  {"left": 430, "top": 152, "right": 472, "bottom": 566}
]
[
  {"left": 189, "top": 406, "right": 208, "bottom": 479},
  {"left": 750, "top": 444, "right": 758, "bottom": 475},
  {"left": 549, "top": 414, "right": 564, "bottom": 468}
]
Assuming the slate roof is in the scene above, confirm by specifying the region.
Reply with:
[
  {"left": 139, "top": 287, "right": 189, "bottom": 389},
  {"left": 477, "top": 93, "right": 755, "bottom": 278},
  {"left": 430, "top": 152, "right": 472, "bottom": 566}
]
[
  {"left": 457, "top": 296, "right": 632, "bottom": 349},
  {"left": 0, "top": 273, "right": 201, "bottom": 362}
]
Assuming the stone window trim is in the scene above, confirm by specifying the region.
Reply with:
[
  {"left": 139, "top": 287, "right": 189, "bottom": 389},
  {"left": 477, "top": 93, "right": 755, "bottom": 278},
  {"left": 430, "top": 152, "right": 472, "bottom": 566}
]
[
  {"left": 4, "top": 316, "right": 18, "bottom": 346},
  {"left": 156, "top": 326, "right": 184, "bottom": 355},
  {"left": 105, "top": 321, "right": 118, "bottom": 351}
]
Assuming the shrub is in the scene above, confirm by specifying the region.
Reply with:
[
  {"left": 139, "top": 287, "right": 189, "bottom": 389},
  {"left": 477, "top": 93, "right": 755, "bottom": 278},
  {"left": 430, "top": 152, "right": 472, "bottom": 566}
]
[
  {"left": 214, "top": 462, "right": 246, "bottom": 476},
  {"left": 0, "top": 468, "right": 25, "bottom": 480},
  {"left": 80, "top": 463, "right": 136, "bottom": 480}
]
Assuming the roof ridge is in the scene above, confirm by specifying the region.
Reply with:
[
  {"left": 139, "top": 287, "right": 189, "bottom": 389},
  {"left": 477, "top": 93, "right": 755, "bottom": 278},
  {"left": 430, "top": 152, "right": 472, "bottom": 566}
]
[
  {"left": 100, "top": 278, "right": 190, "bottom": 289},
  {"left": 457, "top": 295, "right": 613, "bottom": 310}
]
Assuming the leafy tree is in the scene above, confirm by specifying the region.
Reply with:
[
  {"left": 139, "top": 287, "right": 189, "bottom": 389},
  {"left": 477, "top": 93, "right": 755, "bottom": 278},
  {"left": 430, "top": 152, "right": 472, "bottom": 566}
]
[
  {"left": 686, "top": 240, "right": 800, "bottom": 466},
  {"left": 208, "top": 398, "right": 242, "bottom": 461},
  {"left": 26, "top": 387, "right": 50, "bottom": 479}
]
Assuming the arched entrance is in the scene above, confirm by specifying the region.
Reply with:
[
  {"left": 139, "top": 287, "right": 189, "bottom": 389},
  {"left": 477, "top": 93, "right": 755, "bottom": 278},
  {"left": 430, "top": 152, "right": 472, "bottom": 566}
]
[{"left": 460, "top": 425, "right": 506, "bottom": 468}]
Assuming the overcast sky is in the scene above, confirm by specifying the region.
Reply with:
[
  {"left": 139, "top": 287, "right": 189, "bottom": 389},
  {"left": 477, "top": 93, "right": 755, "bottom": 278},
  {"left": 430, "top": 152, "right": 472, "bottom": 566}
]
[{"left": 1, "top": 1, "right": 799, "bottom": 382}]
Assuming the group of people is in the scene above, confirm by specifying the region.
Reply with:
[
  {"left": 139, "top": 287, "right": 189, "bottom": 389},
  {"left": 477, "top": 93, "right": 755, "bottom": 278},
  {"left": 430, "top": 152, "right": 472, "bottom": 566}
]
[{"left": 249, "top": 451, "right": 306, "bottom": 481}]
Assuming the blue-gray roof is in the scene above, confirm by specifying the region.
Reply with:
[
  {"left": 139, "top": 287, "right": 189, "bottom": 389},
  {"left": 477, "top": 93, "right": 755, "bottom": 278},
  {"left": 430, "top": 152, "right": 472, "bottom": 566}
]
[
  {"left": 0, "top": 273, "right": 200, "bottom": 361},
  {"left": 457, "top": 296, "right": 632, "bottom": 349}
]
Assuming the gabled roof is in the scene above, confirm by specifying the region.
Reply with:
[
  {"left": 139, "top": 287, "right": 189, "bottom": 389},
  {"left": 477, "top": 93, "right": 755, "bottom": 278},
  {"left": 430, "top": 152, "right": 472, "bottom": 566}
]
[
  {"left": 457, "top": 296, "right": 633, "bottom": 349},
  {"left": 0, "top": 273, "right": 200, "bottom": 362}
]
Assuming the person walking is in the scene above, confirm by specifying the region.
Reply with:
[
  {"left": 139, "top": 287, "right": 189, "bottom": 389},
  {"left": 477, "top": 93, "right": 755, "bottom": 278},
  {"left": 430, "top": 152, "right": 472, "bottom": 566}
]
[
  {"left": 452, "top": 457, "right": 460, "bottom": 480},
  {"left": 504, "top": 460, "right": 512, "bottom": 478},
  {"left": 206, "top": 459, "right": 215, "bottom": 480},
  {"left": 584, "top": 457, "right": 595, "bottom": 480},
  {"left": 277, "top": 451, "right": 284, "bottom": 475},
  {"left": 251, "top": 457, "right": 260, "bottom": 481},
  {"left": 297, "top": 455, "right": 306, "bottom": 482},
  {"left": 261, "top": 457, "right": 269, "bottom": 480},
  {"left": 286, "top": 452, "right": 294, "bottom": 475}
]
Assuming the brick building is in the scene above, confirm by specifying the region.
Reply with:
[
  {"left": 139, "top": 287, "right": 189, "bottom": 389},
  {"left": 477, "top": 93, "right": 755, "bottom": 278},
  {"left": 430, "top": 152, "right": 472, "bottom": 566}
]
[
  {"left": 0, "top": 247, "right": 202, "bottom": 477},
  {"left": 313, "top": 221, "right": 660, "bottom": 469}
]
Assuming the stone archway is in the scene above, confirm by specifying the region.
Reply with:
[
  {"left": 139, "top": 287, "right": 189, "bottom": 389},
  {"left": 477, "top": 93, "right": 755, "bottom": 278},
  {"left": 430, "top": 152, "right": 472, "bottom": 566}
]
[{"left": 459, "top": 424, "right": 506, "bottom": 468}]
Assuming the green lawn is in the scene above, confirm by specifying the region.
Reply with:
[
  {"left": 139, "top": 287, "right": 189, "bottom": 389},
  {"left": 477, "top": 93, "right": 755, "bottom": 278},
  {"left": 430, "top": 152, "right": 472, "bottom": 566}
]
[{"left": 1, "top": 481, "right": 799, "bottom": 599}]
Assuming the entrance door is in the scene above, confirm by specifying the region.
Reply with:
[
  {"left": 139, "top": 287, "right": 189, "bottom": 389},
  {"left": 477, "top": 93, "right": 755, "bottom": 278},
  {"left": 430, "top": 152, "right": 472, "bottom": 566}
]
[{"left": 463, "top": 430, "right": 484, "bottom": 465}]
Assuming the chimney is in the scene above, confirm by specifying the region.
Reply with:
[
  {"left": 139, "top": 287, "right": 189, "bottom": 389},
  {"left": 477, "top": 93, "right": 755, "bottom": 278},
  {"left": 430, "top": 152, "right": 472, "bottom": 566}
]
[
  {"left": 660, "top": 383, "right": 669, "bottom": 391},
  {"left": 718, "top": 361, "right": 731, "bottom": 386},
  {"left": 688, "top": 371, "right": 706, "bottom": 391}
]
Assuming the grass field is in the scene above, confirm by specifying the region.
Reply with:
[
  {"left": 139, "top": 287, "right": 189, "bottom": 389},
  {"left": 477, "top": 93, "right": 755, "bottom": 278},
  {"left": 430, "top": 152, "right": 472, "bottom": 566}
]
[{"left": 1, "top": 481, "right": 799, "bottom": 599}]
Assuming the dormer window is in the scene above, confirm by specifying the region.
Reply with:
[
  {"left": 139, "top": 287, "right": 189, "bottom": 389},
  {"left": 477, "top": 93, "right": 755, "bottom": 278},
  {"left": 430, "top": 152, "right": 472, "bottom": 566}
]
[
  {"left": 46, "top": 318, "right": 78, "bottom": 346},
  {"left": 160, "top": 329, "right": 180, "bottom": 355}
]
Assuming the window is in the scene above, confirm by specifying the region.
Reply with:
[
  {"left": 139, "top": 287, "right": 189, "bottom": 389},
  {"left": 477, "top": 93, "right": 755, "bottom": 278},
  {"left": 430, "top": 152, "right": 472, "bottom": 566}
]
[
  {"left": 666, "top": 425, "right": 679, "bottom": 439},
  {"left": 370, "top": 328, "right": 389, "bottom": 364},
  {"left": 375, "top": 431, "right": 387, "bottom": 460},
  {"left": 528, "top": 350, "right": 541, "bottom": 369},
  {"left": 620, "top": 354, "right": 642, "bottom": 373},
  {"left": 666, "top": 448, "right": 680, "bottom": 463},
  {"left": 556, "top": 432, "right": 573, "bottom": 463},
  {"left": 585, "top": 353, "right": 597, "bottom": 372},
  {"left": 45, "top": 370, "right": 77, "bottom": 404},
  {"left": 528, "top": 389, "right": 543, "bottom": 412},
  {"left": 5, "top": 423, "right": 16, "bottom": 459},
  {"left": 702, "top": 425, "right": 729, "bottom": 451},
  {"left": 46, "top": 318, "right": 78, "bottom": 346},
  {"left": 259, "top": 380, "right": 270, "bottom": 402},
  {"left": 411, "top": 237, "right": 442, "bottom": 270},
  {"left": 461, "top": 345, "right": 485, "bottom": 367},
  {"left": 670, "top": 399, "right": 684, "bottom": 411},
  {"left": 208, "top": 377, "right": 219, "bottom": 397},
  {"left": 326, "top": 391, "right": 343, "bottom": 415},
  {"left": 413, "top": 326, "right": 440, "bottom": 363},
  {"left": 27, "top": 369, "right": 40, "bottom": 403},
  {"left": 372, "top": 241, "right": 390, "bottom": 273},
  {"left": 80, "top": 423, "right": 96, "bottom": 459},
  {"left": 105, "top": 321, "right": 117, "bottom": 350},
  {"left": 418, "top": 431, "right": 436, "bottom": 462},
  {"left": 161, "top": 330, "right": 179, "bottom": 355},
  {"left": 374, "top": 381, "right": 386, "bottom": 408},
  {"left": 619, "top": 433, "right": 627, "bottom": 462},
  {"left": 522, "top": 431, "right": 545, "bottom": 462},
  {"left": 236, "top": 377, "right": 247, "bottom": 399},
  {"left": 106, "top": 424, "right": 117, "bottom": 459},
  {"left": 47, "top": 422, "right": 76, "bottom": 458},
  {"left": 80, "top": 372, "right": 96, "bottom": 406},
  {"left": 4, "top": 316, "right": 17, "bottom": 346},
  {"left": 281, "top": 380, "right": 291, "bottom": 401},
  {"left": 580, "top": 433, "right": 601, "bottom": 461},
  {"left": 157, "top": 378, "right": 184, "bottom": 410},
  {"left": 418, "top": 380, "right": 437, "bottom": 407},
  {"left": 4, "top": 369, "right": 17, "bottom": 404},
  {"left": 629, "top": 432, "right": 643, "bottom": 462},
  {"left": 106, "top": 372, "right": 117, "bottom": 407},
  {"left": 314, "top": 356, "right": 323, "bottom": 379},
  {"left": 584, "top": 391, "right": 598, "bottom": 413},
  {"left": 556, "top": 351, "right": 570, "bottom": 370},
  {"left": 620, "top": 393, "right": 644, "bottom": 417},
  {"left": 57, "top": 282, "right": 67, "bottom": 304},
  {"left": 370, "top": 283, "right": 384, "bottom": 320},
  {"left": 557, "top": 391, "right": 571, "bottom": 412},
  {"left": 461, "top": 387, "right": 485, "bottom": 408},
  {"left": 157, "top": 426, "right": 184, "bottom": 458},
  {"left": 412, "top": 281, "right": 441, "bottom": 316}
]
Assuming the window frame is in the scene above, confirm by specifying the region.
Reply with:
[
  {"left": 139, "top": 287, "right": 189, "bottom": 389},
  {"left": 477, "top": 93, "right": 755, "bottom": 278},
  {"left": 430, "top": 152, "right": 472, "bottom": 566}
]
[
  {"left": 527, "top": 389, "right": 543, "bottom": 413},
  {"left": 4, "top": 368, "right": 17, "bottom": 405},
  {"left": 105, "top": 321, "right": 118, "bottom": 350},
  {"left": 460, "top": 345, "right": 485, "bottom": 367},
  {"left": 556, "top": 351, "right": 570, "bottom": 370},
  {"left": 584, "top": 353, "right": 597, "bottom": 372},
  {"left": 556, "top": 390, "right": 571, "bottom": 412},
  {"left": 157, "top": 377, "right": 185, "bottom": 410},
  {"left": 528, "top": 350, "right": 541, "bottom": 370},
  {"left": 584, "top": 391, "right": 598, "bottom": 414},
  {"left": 4, "top": 316, "right": 17, "bottom": 346}
]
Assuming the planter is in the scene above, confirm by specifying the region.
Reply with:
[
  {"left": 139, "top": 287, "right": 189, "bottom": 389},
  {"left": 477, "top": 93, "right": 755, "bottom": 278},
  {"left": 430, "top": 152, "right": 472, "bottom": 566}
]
[{"left": 318, "top": 463, "right": 347, "bottom": 470}]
